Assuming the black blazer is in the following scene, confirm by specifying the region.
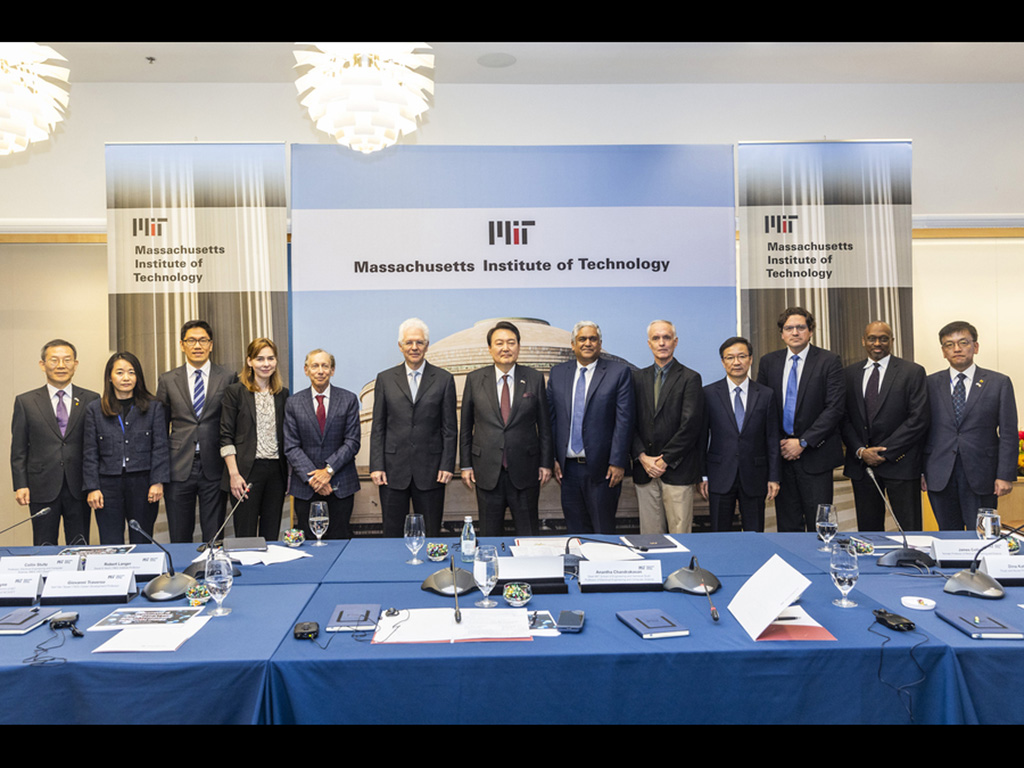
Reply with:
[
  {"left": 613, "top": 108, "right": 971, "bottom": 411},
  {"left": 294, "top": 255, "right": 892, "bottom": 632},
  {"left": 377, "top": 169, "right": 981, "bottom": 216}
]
[
  {"left": 630, "top": 359, "right": 704, "bottom": 485},
  {"left": 11, "top": 385, "right": 99, "bottom": 503},
  {"left": 702, "top": 378, "right": 780, "bottom": 496},
  {"left": 82, "top": 399, "right": 170, "bottom": 489},
  {"left": 369, "top": 361, "right": 457, "bottom": 491},
  {"left": 756, "top": 345, "right": 845, "bottom": 474},
  {"left": 218, "top": 382, "right": 289, "bottom": 492},
  {"left": 841, "top": 356, "right": 929, "bottom": 482},
  {"left": 459, "top": 364, "right": 553, "bottom": 491}
]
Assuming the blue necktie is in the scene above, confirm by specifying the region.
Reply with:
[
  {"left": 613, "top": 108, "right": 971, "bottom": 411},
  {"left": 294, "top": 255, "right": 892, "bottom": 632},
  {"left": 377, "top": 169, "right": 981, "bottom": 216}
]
[
  {"left": 570, "top": 368, "right": 587, "bottom": 454},
  {"left": 953, "top": 373, "right": 966, "bottom": 426},
  {"left": 783, "top": 355, "right": 798, "bottom": 435},
  {"left": 734, "top": 386, "right": 745, "bottom": 432},
  {"left": 192, "top": 370, "right": 205, "bottom": 418}
]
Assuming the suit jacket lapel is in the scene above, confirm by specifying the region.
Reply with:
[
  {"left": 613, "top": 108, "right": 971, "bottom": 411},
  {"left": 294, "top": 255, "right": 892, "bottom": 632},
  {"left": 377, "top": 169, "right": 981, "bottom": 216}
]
[
  {"left": 585, "top": 361, "right": 607, "bottom": 412},
  {"left": 873, "top": 358, "right": 898, "bottom": 415},
  {"left": 177, "top": 367, "right": 199, "bottom": 422},
  {"left": 654, "top": 361, "right": 681, "bottom": 417},
  {"left": 416, "top": 363, "right": 436, "bottom": 403},
  {"left": 33, "top": 387, "right": 63, "bottom": 439},
  {"left": 961, "top": 367, "right": 988, "bottom": 421},
  {"left": 65, "top": 389, "right": 87, "bottom": 435}
]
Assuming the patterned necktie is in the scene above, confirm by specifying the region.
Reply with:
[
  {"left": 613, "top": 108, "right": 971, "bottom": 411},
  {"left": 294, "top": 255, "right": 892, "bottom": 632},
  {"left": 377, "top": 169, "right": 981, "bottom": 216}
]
[
  {"left": 734, "top": 386, "right": 745, "bottom": 432},
  {"left": 56, "top": 390, "right": 68, "bottom": 436},
  {"left": 570, "top": 368, "right": 587, "bottom": 454},
  {"left": 654, "top": 366, "right": 665, "bottom": 408},
  {"left": 953, "top": 373, "right": 967, "bottom": 426},
  {"left": 783, "top": 355, "right": 799, "bottom": 435},
  {"left": 316, "top": 394, "right": 326, "bottom": 434},
  {"left": 409, "top": 370, "right": 420, "bottom": 402},
  {"left": 192, "top": 370, "right": 205, "bottom": 418},
  {"left": 865, "top": 362, "right": 880, "bottom": 424}
]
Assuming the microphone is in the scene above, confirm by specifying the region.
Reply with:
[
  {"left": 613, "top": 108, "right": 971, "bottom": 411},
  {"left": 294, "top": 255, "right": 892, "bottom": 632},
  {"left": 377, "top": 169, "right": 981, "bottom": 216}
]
[
  {"left": 129, "top": 520, "right": 197, "bottom": 601},
  {"left": 0, "top": 507, "right": 51, "bottom": 538},
  {"left": 865, "top": 467, "right": 936, "bottom": 568},
  {"left": 944, "top": 520, "right": 1024, "bottom": 600},
  {"left": 665, "top": 554, "right": 722, "bottom": 599},
  {"left": 196, "top": 483, "right": 252, "bottom": 554},
  {"left": 451, "top": 556, "right": 462, "bottom": 624}
]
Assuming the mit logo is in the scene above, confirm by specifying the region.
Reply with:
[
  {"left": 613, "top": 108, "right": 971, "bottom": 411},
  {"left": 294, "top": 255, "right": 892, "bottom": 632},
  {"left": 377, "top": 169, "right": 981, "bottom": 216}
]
[
  {"left": 764, "top": 214, "right": 797, "bottom": 234},
  {"left": 133, "top": 217, "right": 168, "bottom": 237},
  {"left": 489, "top": 220, "right": 535, "bottom": 245}
]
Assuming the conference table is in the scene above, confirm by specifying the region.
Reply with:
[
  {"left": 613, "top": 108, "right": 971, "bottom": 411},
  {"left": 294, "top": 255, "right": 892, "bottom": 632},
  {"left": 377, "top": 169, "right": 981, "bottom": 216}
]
[{"left": 0, "top": 533, "right": 1020, "bottom": 724}]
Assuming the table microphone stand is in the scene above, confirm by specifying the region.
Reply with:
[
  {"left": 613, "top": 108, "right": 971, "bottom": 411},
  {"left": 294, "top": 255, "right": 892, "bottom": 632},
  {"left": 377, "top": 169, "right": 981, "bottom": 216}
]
[{"left": 865, "top": 467, "right": 936, "bottom": 568}]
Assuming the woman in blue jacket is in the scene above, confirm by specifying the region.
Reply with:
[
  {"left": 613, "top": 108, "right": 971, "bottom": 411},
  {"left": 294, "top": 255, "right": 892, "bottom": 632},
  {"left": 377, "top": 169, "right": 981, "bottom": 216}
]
[{"left": 84, "top": 352, "right": 170, "bottom": 544}]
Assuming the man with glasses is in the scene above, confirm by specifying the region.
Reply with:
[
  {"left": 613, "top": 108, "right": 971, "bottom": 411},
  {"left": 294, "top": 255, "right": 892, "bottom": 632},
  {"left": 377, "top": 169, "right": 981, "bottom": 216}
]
[
  {"left": 757, "top": 307, "right": 845, "bottom": 532},
  {"left": 156, "top": 320, "right": 237, "bottom": 542},
  {"left": 842, "top": 321, "right": 929, "bottom": 531},
  {"left": 923, "top": 321, "right": 1018, "bottom": 530},
  {"left": 701, "top": 337, "right": 780, "bottom": 532},
  {"left": 369, "top": 318, "right": 456, "bottom": 538}
]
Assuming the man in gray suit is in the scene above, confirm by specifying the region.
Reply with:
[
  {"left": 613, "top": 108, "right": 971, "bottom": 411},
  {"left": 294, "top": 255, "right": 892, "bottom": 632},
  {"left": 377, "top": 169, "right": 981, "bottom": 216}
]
[
  {"left": 156, "top": 320, "right": 236, "bottom": 543},
  {"left": 11, "top": 339, "right": 99, "bottom": 545},
  {"left": 923, "top": 321, "right": 1018, "bottom": 530},
  {"left": 370, "top": 318, "right": 457, "bottom": 538},
  {"left": 460, "top": 320, "right": 553, "bottom": 536}
]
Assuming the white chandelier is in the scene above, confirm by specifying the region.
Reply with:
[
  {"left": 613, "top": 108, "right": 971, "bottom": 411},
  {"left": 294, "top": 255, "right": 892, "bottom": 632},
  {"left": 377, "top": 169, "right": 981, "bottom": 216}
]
[
  {"left": 0, "top": 43, "right": 69, "bottom": 156},
  {"left": 294, "top": 43, "right": 434, "bottom": 155}
]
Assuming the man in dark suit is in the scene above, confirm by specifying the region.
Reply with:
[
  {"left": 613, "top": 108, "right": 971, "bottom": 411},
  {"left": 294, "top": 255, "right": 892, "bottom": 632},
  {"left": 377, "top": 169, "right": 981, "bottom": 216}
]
[
  {"left": 370, "top": 318, "right": 457, "bottom": 538},
  {"left": 548, "top": 321, "right": 635, "bottom": 534},
  {"left": 756, "top": 307, "right": 845, "bottom": 532},
  {"left": 460, "top": 321, "right": 553, "bottom": 536},
  {"left": 701, "top": 337, "right": 780, "bottom": 532},
  {"left": 923, "top": 321, "right": 1018, "bottom": 530},
  {"left": 11, "top": 339, "right": 99, "bottom": 545},
  {"left": 284, "top": 349, "right": 360, "bottom": 540},
  {"left": 842, "top": 321, "right": 929, "bottom": 532},
  {"left": 156, "top": 320, "right": 237, "bottom": 543},
  {"left": 630, "top": 320, "right": 704, "bottom": 534}
]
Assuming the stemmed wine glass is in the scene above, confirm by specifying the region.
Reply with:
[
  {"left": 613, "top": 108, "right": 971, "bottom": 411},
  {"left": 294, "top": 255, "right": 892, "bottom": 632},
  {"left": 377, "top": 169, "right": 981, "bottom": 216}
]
[
  {"left": 205, "top": 549, "right": 234, "bottom": 616},
  {"left": 830, "top": 540, "right": 859, "bottom": 608},
  {"left": 816, "top": 504, "right": 838, "bottom": 552},
  {"left": 473, "top": 545, "right": 499, "bottom": 607},
  {"left": 309, "top": 501, "right": 329, "bottom": 547},
  {"left": 404, "top": 513, "right": 425, "bottom": 564}
]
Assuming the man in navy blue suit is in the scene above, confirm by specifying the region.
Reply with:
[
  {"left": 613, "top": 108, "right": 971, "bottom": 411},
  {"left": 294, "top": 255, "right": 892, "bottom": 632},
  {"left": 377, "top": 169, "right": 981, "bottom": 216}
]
[
  {"left": 756, "top": 307, "right": 845, "bottom": 532},
  {"left": 923, "top": 321, "right": 1018, "bottom": 530},
  {"left": 284, "top": 349, "right": 361, "bottom": 540},
  {"left": 701, "top": 337, "right": 780, "bottom": 532},
  {"left": 548, "top": 321, "right": 635, "bottom": 534},
  {"left": 842, "top": 321, "right": 929, "bottom": 532}
]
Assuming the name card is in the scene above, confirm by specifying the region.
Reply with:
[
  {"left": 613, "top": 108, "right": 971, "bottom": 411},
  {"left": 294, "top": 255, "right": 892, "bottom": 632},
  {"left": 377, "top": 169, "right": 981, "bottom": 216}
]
[
  {"left": 980, "top": 555, "right": 1024, "bottom": 585},
  {"left": 83, "top": 552, "right": 166, "bottom": 579},
  {"left": 931, "top": 539, "right": 1009, "bottom": 565},
  {"left": 0, "top": 574, "right": 44, "bottom": 605},
  {"left": 40, "top": 570, "right": 137, "bottom": 604},
  {"left": 579, "top": 559, "right": 662, "bottom": 591},
  {"left": 0, "top": 556, "right": 80, "bottom": 575}
]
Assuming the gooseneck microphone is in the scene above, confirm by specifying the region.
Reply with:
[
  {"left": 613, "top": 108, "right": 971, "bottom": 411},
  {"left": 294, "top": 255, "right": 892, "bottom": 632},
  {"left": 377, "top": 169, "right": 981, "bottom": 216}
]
[
  {"left": 865, "top": 467, "right": 936, "bottom": 568},
  {"left": 129, "top": 520, "right": 197, "bottom": 601},
  {"left": 944, "top": 520, "right": 1024, "bottom": 600},
  {"left": 0, "top": 507, "right": 51, "bottom": 539}
]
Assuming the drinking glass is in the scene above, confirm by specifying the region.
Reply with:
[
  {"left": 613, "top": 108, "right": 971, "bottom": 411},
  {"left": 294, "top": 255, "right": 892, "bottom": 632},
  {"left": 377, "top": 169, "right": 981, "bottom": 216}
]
[
  {"left": 309, "top": 501, "right": 329, "bottom": 547},
  {"left": 205, "top": 550, "right": 234, "bottom": 617},
  {"left": 976, "top": 508, "right": 1001, "bottom": 540},
  {"left": 830, "top": 540, "right": 858, "bottom": 608},
  {"left": 816, "top": 504, "right": 838, "bottom": 552},
  {"left": 473, "top": 545, "right": 499, "bottom": 607},
  {"left": 404, "top": 513, "right": 426, "bottom": 564}
]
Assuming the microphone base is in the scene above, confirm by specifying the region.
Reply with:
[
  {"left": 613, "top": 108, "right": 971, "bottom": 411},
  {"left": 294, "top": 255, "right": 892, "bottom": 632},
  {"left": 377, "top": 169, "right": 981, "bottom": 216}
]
[
  {"left": 143, "top": 572, "right": 198, "bottom": 602},
  {"left": 877, "top": 547, "right": 936, "bottom": 568},
  {"left": 944, "top": 569, "right": 1006, "bottom": 600},
  {"left": 664, "top": 565, "right": 722, "bottom": 595}
]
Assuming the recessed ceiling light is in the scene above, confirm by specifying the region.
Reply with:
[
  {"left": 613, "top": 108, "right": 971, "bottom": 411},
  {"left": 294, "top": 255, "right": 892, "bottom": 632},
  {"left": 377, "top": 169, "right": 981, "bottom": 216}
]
[{"left": 477, "top": 52, "right": 516, "bottom": 69}]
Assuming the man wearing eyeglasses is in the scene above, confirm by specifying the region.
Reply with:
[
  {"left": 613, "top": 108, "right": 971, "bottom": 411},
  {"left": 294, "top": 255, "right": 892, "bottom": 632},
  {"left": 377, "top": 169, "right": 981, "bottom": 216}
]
[
  {"left": 842, "top": 321, "right": 929, "bottom": 532},
  {"left": 756, "top": 307, "right": 845, "bottom": 532},
  {"left": 156, "top": 320, "right": 237, "bottom": 542},
  {"left": 700, "top": 337, "right": 780, "bottom": 532},
  {"left": 923, "top": 321, "right": 1018, "bottom": 530}
]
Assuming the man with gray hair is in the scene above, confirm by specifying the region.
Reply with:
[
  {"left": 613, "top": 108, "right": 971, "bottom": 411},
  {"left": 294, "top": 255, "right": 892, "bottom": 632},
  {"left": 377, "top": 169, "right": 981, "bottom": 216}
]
[
  {"left": 631, "top": 320, "right": 704, "bottom": 533},
  {"left": 548, "top": 321, "right": 635, "bottom": 534},
  {"left": 370, "top": 318, "right": 457, "bottom": 537}
]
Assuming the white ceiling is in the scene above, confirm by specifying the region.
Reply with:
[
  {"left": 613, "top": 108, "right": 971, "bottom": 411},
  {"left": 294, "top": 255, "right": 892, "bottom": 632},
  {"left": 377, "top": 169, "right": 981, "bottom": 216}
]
[{"left": 42, "top": 42, "right": 1024, "bottom": 85}]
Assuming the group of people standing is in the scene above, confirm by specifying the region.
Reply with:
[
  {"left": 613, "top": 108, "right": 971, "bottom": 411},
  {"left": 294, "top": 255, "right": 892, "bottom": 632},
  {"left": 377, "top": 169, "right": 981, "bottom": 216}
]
[{"left": 10, "top": 309, "right": 1019, "bottom": 546}]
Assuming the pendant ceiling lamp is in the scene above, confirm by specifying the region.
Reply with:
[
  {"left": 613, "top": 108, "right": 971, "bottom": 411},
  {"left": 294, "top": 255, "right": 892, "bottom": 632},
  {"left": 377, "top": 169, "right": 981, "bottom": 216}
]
[
  {"left": 0, "top": 43, "right": 69, "bottom": 156},
  {"left": 294, "top": 43, "right": 434, "bottom": 155}
]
